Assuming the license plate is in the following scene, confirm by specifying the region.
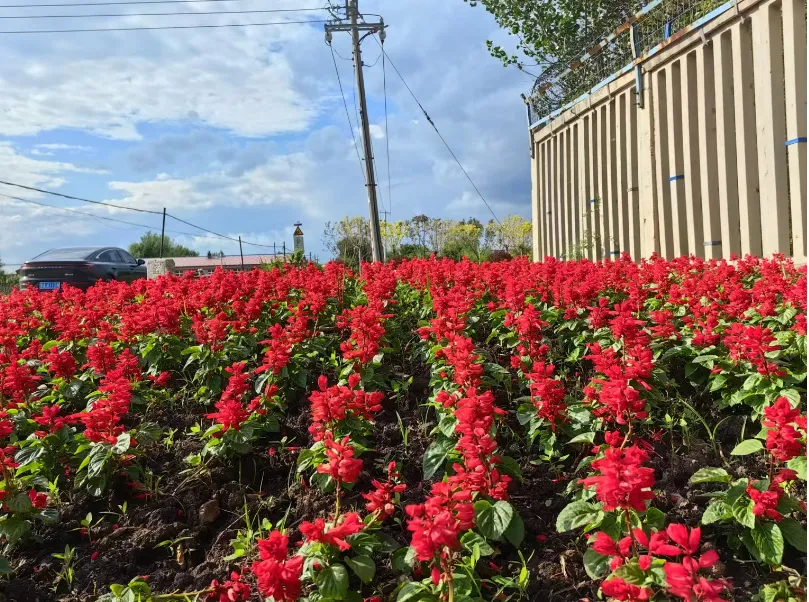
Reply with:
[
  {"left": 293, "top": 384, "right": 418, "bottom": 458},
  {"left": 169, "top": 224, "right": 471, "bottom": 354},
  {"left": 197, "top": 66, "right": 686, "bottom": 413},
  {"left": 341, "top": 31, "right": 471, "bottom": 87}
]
[{"left": 38, "top": 281, "right": 61, "bottom": 290}]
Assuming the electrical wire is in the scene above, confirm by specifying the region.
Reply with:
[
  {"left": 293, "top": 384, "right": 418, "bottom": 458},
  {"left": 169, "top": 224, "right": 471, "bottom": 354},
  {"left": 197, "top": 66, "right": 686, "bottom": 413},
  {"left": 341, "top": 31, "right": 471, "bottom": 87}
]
[
  {"left": 0, "top": 181, "right": 283, "bottom": 250},
  {"left": 329, "top": 42, "right": 366, "bottom": 184},
  {"left": 0, "top": 0, "right": 283, "bottom": 7},
  {"left": 0, "top": 192, "right": 227, "bottom": 241},
  {"left": 370, "top": 36, "right": 500, "bottom": 225},
  {"left": 362, "top": 47, "right": 382, "bottom": 68},
  {"left": 331, "top": 44, "right": 352, "bottom": 61},
  {"left": 0, "top": 192, "right": 156, "bottom": 230},
  {"left": 0, "top": 7, "right": 328, "bottom": 19},
  {"left": 0, "top": 17, "right": 328, "bottom": 34},
  {"left": 0, "top": 180, "right": 164, "bottom": 215}
]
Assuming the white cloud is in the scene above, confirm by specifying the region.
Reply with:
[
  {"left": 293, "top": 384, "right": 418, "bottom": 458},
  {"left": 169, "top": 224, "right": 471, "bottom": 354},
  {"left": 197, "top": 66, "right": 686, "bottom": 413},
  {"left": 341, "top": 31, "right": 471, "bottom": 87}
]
[
  {"left": 0, "top": 142, "right": 107, "bottom": 193},
  {"left": 0, "top": 16, "right": 323, "bottom": 140},
  {"left": 0, "top": 0, "right": 536, "bottom": 265},
  {"left": 35, "top": 144, "right": 93, "bottom": 152},
  {"left": 105, "top": 151, "right": 319, "bottom": 213}
]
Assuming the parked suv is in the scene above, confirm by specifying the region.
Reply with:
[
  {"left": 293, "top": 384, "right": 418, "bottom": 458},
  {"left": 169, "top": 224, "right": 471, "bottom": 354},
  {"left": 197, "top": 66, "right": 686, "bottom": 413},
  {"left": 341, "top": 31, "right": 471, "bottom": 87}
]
[{"left": 18, "top": 246, "right": 147, "bottom": 291}]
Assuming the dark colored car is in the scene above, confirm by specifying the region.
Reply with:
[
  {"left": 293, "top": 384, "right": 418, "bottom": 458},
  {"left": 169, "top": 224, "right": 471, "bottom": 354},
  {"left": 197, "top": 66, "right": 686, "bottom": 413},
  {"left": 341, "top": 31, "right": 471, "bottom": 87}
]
[{"left": 18, "top": 247, "right": 147, "bottom": 291}]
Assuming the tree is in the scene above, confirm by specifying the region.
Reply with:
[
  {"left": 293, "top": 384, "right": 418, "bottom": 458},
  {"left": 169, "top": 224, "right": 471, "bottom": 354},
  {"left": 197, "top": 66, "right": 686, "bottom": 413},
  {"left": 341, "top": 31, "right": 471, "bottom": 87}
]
[
  {"left": 380, "top": 221, "right": 408, "bottom": 258},
  {"left": 485, "top": 215, "right": 532, "bottom": 256},
  {"left": 443, "top": 220, "right": 484, "bottom": 261},
  {"left": 463, "top": 0, "right": 639, "bottom": 71},
  {"left": 129, "top": 232, "right": 199, "bottom": 259},
  {"left": 323, "top": 217, "right": 372, "bottom": 268},
  {"left": 407, "top": 215, "right": 431, "bottom": 255}
]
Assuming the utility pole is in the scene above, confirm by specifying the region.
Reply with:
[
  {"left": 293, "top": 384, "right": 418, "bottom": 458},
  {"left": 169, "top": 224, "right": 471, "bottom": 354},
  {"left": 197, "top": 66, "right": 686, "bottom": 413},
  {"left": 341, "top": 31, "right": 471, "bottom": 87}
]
[
  {"left": 159, "top": 207, "right": 166, "bottom": 258},
  {"left": 238, "top": 236, "right": 244, "bottom": 271},
  {"left": 326, "top": 1, "right": 386, "bottom": 262}
]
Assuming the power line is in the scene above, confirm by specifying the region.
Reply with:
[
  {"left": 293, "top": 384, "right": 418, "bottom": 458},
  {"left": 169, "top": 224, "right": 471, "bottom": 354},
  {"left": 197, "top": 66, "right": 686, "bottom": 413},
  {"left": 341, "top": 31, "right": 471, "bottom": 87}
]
[
  {"left": 163, "top": 213, "right": 278, "bottom": 250},
  {"left": 0, "top": 180, "right": 283, "bottom": 250},
  {"left": 0, "top": 192, "right": 219, "bottom": 241},
  {"left": 329, "top": 42, "right": 365, "bottom": 184},
  {"left": 0, "top": 17, "right": 328, "bottom": 34},
  {"left": 0, "top": 0, "right": 285, "bottom": 7},
  {"left": 371, "top": 35, "right": 501, "bottom": 224},
  {"left": 0, "top": 180, "right": 164, "bottom": 215},
  {"left": 0, "top": 192, "right": 156, "bottom": 230},
  {"left": 0, "top": 7, "right": 327, "bottom": 19}
]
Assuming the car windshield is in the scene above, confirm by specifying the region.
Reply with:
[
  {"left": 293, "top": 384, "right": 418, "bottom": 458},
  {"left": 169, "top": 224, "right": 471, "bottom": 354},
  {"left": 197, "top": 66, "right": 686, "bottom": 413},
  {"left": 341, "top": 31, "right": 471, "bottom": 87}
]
[{"left": 30, "top": 248, "right": 97, "bottom": 261}]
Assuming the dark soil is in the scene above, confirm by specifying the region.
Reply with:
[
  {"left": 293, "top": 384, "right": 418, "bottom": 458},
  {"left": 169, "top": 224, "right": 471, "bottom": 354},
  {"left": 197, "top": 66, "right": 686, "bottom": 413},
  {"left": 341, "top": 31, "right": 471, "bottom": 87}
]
[{"left": 0, "top": 370, "right": 804, "bottom": 602}]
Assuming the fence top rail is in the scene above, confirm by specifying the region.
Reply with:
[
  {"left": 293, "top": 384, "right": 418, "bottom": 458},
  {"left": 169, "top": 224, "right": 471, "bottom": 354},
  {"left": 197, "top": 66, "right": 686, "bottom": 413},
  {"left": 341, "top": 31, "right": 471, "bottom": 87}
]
[{"left": 525, "top": 0, "right": 737, "bottom": 130}]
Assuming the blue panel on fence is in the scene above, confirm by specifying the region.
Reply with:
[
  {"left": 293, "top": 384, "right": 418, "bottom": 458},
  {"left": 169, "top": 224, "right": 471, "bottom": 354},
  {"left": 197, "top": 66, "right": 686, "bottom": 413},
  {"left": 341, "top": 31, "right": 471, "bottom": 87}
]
[
  {"left": 703, "top": 241, "right": 722, "bottom": 246},
  {"left": 669, "top": 175, "right": 685, "bottom": 182},
  {"left": 786, "top": 137, "right": 807, "bottom": 146}
]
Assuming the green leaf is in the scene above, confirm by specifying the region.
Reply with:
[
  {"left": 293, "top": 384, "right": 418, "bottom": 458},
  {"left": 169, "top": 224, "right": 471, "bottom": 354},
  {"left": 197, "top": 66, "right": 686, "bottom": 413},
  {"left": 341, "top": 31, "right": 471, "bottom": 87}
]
[
  {"left": 0, "top": 517, "right": 30, "bottom": 544},
  {"left": 731, "top": 439, "right": 764, "bottom": 455},
  {"left": 6, "top": 493, "right": 32, "bottom": 514},
  {"left": 583, "top": 548, "right": 610, "bottom": 579},
  {"left": 555, "top": 501, "right": 600, "bottom": 532},
  {"left": 112, "top": 433, "right": 131, "bottom": 454},
  {"left": 391, "top": 546, "right": 416, "bottom": 574},
  {"left": 611, "top": 560, "right": 646, "bottom": 585},
  {"left": 435, "top": 416, "right": 457, "bottom": 439},
  {"left": 87, "top": 445, "right": 111, "bottom": 479},
  {"left": 475, "top": 500, "right": 514, "bottom": 541},
  {"left": 567, "top": 432, "right": 596, "bottom": 444},
  {"left": 14, "top": 445, "right": 44, "bottom": 468},
  {"left": 787, "top": 455, "right": 807, "bottom": 481},
  {"left": 701, "top": 500, "right": 732, "bottom": 525},
  {"left": 730, "top": 493, "right": 756, "bottom": 529},
  {"left": 317, "top": 564, "right": 349, "bottom": 600},
  {"left": 778, "top": 517, "right": 807, "bottom": 553},
  {"left": 42, "top": 340, "right": 59, "bottom": 352},
  {"left": 743, "top": 373, "right": 763, "bottom": 391},
  {"left": 503, "top": 512, "right": 525, "bottom": 548},
  {"left": 461, "top": 531, "right": 494, "bottom": 556},
  {"left": 690, "top": 467, "right": 731, "bottom": 484},
  {"left": 422, "top": 436, "right": 455, "bottom": 480},
  {"left": 709, "top": 373, "right": 728, "bottom": 391},
  {"left": 749, "top": 522, "right": 784, "bottom": 566},
  {"left": 345, "top": 555, "right": 375, "bottom": 583},
  {"left": 726, "top": 479, "right": 750, "bottom": 504},
  {"left": 779, "top": 389, "right": 801, "bottom": 406},
  {"left": 0, "top": 556, "right": 12, "bottom": 575},
  {"left": 644, "top": 507, "right": 666, "bottom": 531},
  {"left": 497, "top": 455, "right": 523, "bottom": 481},
  {"left": 397, "top": 582, "right": 437, "bottom": 602}
]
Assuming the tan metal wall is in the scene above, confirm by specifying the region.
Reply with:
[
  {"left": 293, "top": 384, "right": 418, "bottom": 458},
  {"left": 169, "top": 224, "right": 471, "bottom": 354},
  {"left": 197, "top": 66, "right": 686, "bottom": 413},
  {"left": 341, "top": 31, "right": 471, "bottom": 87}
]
[{"left": 530, "top": 0, "right": 807, "bottom": 262}]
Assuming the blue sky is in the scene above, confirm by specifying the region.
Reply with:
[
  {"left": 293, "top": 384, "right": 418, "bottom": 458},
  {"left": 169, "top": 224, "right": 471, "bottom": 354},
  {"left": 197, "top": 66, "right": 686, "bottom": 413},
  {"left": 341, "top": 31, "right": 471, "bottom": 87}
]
[{"left": 0, "top": 0, "right": 533, "bottom": 267}]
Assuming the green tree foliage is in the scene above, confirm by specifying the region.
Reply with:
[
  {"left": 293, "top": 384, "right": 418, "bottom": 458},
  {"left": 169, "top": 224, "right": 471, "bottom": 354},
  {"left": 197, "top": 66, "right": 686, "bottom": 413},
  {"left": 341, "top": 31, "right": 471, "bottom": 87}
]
[
  {"left": 323, "top": 217, "right": 373, "bottom": 269},
  {"left": 485, "top": 215, "right": 532, "bottom": 256},
  {"left": 323, "top": 214, "right": 532, "bottom": 263},
  {"left": 463, "top": 0, "right": 638, "bottom": 69},
  {"left": 128, "top": 233, "right": 199, "bottom": 259},
  {"left": 0, "top": 256, "right": 19, "bottom": 293}
]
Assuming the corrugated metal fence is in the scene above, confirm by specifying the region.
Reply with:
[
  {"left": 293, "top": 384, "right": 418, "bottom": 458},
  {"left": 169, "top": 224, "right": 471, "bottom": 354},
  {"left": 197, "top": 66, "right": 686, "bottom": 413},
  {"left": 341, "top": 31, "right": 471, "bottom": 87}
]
[{"left": 527, "top": 0, "right": 807, "bottom": 263}]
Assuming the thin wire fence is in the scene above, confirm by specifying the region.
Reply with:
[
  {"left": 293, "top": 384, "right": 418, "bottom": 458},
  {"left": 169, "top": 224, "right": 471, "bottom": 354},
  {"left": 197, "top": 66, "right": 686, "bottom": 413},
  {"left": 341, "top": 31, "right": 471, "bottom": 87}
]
[{"left": 528, "top": 0, "right": 728, "bottom": 125}]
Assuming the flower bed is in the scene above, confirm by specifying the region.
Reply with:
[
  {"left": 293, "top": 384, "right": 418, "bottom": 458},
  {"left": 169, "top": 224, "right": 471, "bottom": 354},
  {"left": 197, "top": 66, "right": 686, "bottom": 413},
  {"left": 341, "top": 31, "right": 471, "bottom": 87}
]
[{"left": 0, "top": 255, "right": 804, "bottom": 602}]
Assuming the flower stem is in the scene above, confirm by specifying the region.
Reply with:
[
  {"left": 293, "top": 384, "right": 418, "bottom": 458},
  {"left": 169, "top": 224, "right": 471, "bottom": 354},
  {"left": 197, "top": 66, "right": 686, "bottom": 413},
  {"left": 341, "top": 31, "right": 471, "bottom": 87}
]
[
  {"left": 619, "top": 421, "right": 633, "bottom": 450},
  {"left": 335, "top": 484, "right": 341, "bottom": 518},
  {"left": 151, "top": 589, "right": 212, "bottom": 600}
]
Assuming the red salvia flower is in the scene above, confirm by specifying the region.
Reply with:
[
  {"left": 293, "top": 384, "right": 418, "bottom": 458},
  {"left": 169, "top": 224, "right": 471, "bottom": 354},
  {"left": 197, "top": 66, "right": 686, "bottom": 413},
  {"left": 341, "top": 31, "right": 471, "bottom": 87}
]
[
  {"left": 317, "top": 433, "right": 363, "bottom": 485},
  {"left": 580, "top": 445, "right": 655, "bottom": 512}
]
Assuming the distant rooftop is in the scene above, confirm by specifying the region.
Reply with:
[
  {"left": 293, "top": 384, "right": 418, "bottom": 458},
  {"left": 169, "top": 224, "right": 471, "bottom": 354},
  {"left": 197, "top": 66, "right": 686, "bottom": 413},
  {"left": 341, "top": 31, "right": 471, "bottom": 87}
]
[{"left": 167, "top": 254, "right": 283, "bottom": 269}]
